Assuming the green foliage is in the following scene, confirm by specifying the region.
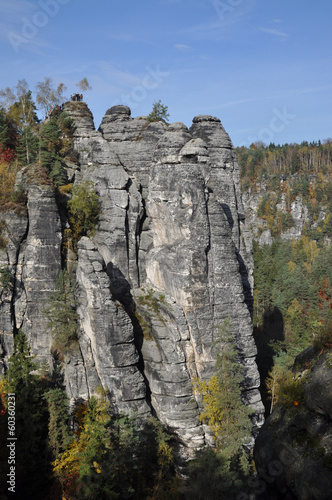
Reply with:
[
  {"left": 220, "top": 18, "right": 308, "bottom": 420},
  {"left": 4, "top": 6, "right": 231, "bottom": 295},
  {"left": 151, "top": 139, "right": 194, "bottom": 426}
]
[
  {"left": 254, "top": 236, "right": 332, "bottom": 412},
  {"left": 277, "top": 374, "right": 305, "bottom": 407},
  {"left": 3, "top": 331, "right": 52, "bottom": 498},
  {"left": 147, "top": 99, "right": 170, "bottom": 123},
  {"left": 6, "top": 331, "right": 35, "bottom": 389},
  {"left": 0, "top": 107, "right": 17, "bottom": 151},
  {"left": 38, "top": 111, "right": 74, "bottom": 184},
  {"left": 53, "top": 397, "right": 179, "bottom": 499},
  {"left": 193, "top": 319, "right": 252, "bottom": 495},
  {"left": 44, "top": 270, "right": 79, "bottom": 356},
  {"left": 185, "top": 447, "right": 250, "bottom": 500},
  {"left": 67, "top": 180, "right": 100, "bottom": 249},
  {"left": 16, "top": 124, "right": 39, "bottom": 165},
  {"left": 44, "top": 388, "right": 72, "bottom": 459},
  {"left": 313, "top": 323, "right": 332, "bottom": 352},
  {"left": 0, "top": 266, "right": 11, "bottom": 290}
]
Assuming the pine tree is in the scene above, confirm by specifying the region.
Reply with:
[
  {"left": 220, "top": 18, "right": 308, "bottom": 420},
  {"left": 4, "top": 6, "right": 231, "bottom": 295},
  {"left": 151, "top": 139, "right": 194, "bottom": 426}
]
[
  {"left": 45, "top": 270, "right": 79, "bottom": 356},
  {"left": 147, "top": 99, "right": 170, "bottom": 123},
  {"left": 44, "top": 388, "right": 72, "bottom": 459},
  {"left": 7, "top": 330, "right": 38, "bottom": 393},
  {"left": 195, "top": 320, "right": 252, "bottom": 458}
]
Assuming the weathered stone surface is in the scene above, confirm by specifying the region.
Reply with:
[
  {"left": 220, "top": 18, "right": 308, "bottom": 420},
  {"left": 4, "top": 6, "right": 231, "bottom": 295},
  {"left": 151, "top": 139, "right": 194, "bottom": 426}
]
[
  {"left": 62, "top": 101, "right": 95, "bottom": 134},
  {"left": 254, "top": 352, "right": 332, "bottom": 500},
  {"left": 75, "top": 237, "right": 150, "bottom": 417},
  {"left": 14, "top": 185, "right": 62, "bottom": 366},
  {"left": 0, "top": 211, "right": 28, "bottom": 372}
]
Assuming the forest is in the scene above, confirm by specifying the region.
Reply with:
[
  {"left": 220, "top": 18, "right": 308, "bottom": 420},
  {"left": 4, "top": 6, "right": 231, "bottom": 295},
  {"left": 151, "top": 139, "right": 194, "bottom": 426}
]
[
  {"left": 236, "top": 142, "right": 332, "bottom": 413},
  {"left": 0, "top": 80, "right": 331, "bottom": 499}
]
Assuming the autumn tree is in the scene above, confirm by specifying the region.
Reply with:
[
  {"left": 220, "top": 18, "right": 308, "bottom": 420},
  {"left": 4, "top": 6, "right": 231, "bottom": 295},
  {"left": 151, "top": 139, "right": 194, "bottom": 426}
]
[
  {"left": 53, "top": 395, "right": 179, "bottom": 499},
  {"left": 0, "top": 87, "right": 15, "bottom": 112},
  {"left": 192, "top": 319, "right": 253, "bottom": 496},
  {"left": 76, "top": 78, "right": 92, "bottom": 100},
  {"left": 35, "top": 77, "right": 67, "bottom": 116},
  {"left": 9, "top": 80, "right": 39, "bottom": 164},
  {"left": 7, "top": 80, "right": 39, "bottom": 131},
  {"left": 0, "top": 80, "right": 40, "bottom": 165}
]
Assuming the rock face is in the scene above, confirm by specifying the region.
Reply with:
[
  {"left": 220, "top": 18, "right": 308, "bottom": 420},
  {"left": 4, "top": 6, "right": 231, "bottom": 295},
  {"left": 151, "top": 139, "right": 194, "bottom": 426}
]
[
  {"left": 242, "top": 183, "right": 317, "bottom": 247},
  {"left": 254, "top": 351, "right": 332, "bottom": 500},
  {"left": 0, "top": 184, "right": 61, "bottom": 370},
  {"left": 0, "top": 102, "right": 264, "bottom": 448}
]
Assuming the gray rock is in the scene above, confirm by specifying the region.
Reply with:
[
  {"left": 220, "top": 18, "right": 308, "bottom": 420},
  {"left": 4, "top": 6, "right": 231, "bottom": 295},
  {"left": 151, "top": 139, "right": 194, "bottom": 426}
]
[{"left": 14, "top": 185, "right": 62, "bottom": 366}]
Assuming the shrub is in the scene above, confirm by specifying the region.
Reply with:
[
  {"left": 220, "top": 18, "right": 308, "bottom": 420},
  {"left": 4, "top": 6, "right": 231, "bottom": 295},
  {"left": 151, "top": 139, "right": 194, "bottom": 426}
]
[{"left": 66, "top": 180, "right": 100, "bottom": 251}]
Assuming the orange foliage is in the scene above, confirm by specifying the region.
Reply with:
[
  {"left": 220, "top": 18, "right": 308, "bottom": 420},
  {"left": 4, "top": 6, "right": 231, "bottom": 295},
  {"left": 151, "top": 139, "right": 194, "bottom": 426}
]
[
  {"left": 318, "top": 278, "right": 332, "bottom": 310},
  {"left": 0, "top": 145, "right": 14, "bottom": 164},
  {"left": 0, "top": 378, "right": 7, "bottom": 417},
  {"left": 74, "top": 401, "right": 88, "bottom": 436},
  {"left": 0, "top": 161, "right": 17, "bottom": 205}
]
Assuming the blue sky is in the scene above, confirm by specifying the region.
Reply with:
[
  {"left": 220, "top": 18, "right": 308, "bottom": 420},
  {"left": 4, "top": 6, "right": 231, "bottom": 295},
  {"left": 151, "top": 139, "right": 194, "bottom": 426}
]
[{"left": 1, "top": 0, "right": 331, "bottom": 146}]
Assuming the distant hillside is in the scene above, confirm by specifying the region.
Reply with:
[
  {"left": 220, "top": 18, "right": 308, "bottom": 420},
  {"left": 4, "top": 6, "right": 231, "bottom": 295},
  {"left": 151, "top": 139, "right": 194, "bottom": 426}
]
[{"left": 237, "top": 141, "right": 332, "bottom": 245}]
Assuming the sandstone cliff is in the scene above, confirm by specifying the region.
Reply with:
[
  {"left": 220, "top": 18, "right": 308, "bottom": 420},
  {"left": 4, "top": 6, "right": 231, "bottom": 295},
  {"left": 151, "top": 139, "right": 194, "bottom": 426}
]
[
  {"left": 254, "top": 348, "right": 332, "bottom": 500},
  {"left": 0, "top": 102, "right": 264, "bottom": 448}
]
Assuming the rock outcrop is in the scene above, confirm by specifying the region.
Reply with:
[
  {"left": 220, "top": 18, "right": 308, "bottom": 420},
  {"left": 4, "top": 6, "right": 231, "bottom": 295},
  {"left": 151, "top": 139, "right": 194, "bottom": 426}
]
[
  {"left": 0, "top": 102, "right": 264, "bottom": 448},
  {"left": 254, "top": 351, "right": 332, "bottom": 500}
]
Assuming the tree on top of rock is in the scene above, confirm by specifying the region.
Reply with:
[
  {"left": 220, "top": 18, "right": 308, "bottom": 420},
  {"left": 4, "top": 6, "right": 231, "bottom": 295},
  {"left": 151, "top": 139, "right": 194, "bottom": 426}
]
[
  {"left": 147, "top": 99, "right": 170, "bottom": 123},
  {"left": 75, "top": 78, "right": 92, "bottom": 100}
]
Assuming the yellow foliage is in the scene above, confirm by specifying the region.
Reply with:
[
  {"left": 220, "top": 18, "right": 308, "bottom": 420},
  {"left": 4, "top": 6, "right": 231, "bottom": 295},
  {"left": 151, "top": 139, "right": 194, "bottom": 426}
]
[
  {"left": 304, "top": 262, "right": 312, "bottom": 272},
  {"left": 52, "top": 439, "right": 80, "bottom": 477},
  {"left": 93, "top": 461, "right": 102, "bottom": 474},
  {"left": 288, "top": 261, "right": 296, "bottom": 273},
  {"left": 293, "top": 235, "right": 320, "bottom": 264},
  {"left": 58, "top": 183, "right": 73, "bottom": 195},
  {"left": 0, "top": 161, "right": 17, "bottom": 206},
  {"left": 193, "top": 375, "right": 222, "bottom": 440}
]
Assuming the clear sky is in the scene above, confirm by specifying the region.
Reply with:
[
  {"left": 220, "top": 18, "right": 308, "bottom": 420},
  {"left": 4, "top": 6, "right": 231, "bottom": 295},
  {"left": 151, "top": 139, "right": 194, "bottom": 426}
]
[{"left": 1, "top": 0, "right": 331, "bottom": 146}]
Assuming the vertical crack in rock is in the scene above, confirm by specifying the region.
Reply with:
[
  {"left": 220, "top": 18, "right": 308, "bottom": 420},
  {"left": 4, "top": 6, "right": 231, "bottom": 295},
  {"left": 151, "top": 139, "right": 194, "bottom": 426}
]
[
  {"left": 0, "top": 210, "right": 29, "bottom": 371},
  {"left": 7, "top": 184, "right": 62, "bottom": 369},
  {"left": 75, "top": 237, "right": 150, "bottom": 417}
]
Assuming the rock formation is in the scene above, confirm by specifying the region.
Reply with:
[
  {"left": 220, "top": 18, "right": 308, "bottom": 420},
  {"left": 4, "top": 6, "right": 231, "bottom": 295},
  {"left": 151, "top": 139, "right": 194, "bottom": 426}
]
[
  {"left": 254, "top": 349, "right": 332, "bottom": 500},
  {"left": 0, "top": 101, "right": 264, "bottom": 448}
]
